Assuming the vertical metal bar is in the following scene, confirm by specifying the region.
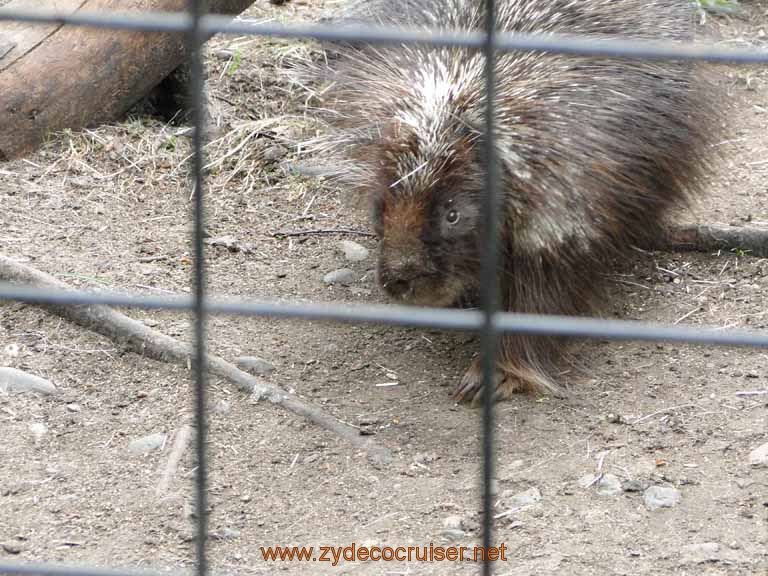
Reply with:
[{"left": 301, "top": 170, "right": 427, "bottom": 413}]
[
  {"left": 188, "top": 1, "right": 209, "bottom": 576},
  {"left": 480, "top": 0, "right": 500, "bottom": 574}
]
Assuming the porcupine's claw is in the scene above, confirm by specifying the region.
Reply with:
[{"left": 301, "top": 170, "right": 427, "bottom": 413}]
[{"left": 454, "top": 355, "right": 509, "bottom": 406}]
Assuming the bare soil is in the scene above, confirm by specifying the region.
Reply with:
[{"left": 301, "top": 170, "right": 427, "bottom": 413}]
[{"left": 1, "top": 2, "right": 767, "bottom": 575}]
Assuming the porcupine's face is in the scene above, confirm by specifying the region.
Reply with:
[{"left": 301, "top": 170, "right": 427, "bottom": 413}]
[{"left": 370, "top": 124, "right": 484, "bottom": 307}]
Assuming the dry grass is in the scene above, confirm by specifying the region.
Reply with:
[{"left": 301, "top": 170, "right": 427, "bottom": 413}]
[{"left": 15, "top": 2, "right": 328, "bottom": 216}]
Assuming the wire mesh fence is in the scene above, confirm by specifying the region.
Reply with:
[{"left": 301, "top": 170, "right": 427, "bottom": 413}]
[{"left": 0, "top": 1, "right": 767, "bottom": 575}]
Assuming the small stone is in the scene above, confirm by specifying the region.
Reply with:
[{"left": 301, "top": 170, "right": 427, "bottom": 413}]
[
  {"left": 128, "top": 432, "right": 167, "bottom": 455},
  {"left": 443, "top": 516, "right": 464, "bottom": 531},
  {"left": 595, "top": 474, "right": 622, "bottom": 497},
  {"left": 323, "top": 268, "right": 355, "bottom": 285},
  {"left": 338, "top": 240, "right": 370, "bottom": 262},
  {"left": 501, "top": 486, "right": 541, "bottom": 508},
  {"left": 235, "top": 356, "right": 275, "bottom": 377},
  {"left": 3, "top": 344, "right": 20, "bottom": 357},
  {"left": 746, "top": 372, "right": 760, "bottom": 379},
  {"left": 1, "top": 541, "right": 23, "bottom": 554},
  {"left": 29, "top": 422, "right": 47, "bottom": 441},
  {"left": 680, "top": 542, "right": 720, "bottom": 564},
  {"left": 622, "top": 479, "right": 645, "bottom": 493},
  {"left": 66, "top": 403, "right": 81, "bottom": 413},
  {"left": 214, "top": 527, "right": 240, "bottom": 540},
  {"left": 643, "top": 485, "right": 681, "bottom": 511},
  {"left": 748, "top": 442, "right": 768, "bottom": 467},
  {"left": 262, "top": 145, "right": 285, "bottom": 163},
  {"left": 137, "top": 264, "right": 162, "bottom": 276},
  {"left": 0, "top": 367, "right": 56, "bottom": 395},
  {"left": 179, "top": 528, "right": 196, "bottom": 542},
  {"left": 578, "top": 474, "right": 622, "bottom": 495},
  {"left": 440, "top": 528, "right": 465, "bottom": 542},
  {"left": 205, "top": 236, "right": 254, "bottom": 254},
  {"left": 303, "top": 453, "right": 320, "bottom": 464},
  {"left": 735, "top": 478, "right": 753, "bottom": 489},
  {"left": 414, "top": 452, "right": 438, "bottom": 466},
  {"left": 349, "top": 286, "right": 372, "bottom": 297},
  {"left": 212, "top": 400, "right": 231, "bottom": 414}
]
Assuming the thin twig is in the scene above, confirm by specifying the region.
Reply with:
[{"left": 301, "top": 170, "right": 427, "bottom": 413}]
[
  {"left": 156, "top": 420, "right": 194, "bottom": 497},
  {"left": 673, "top": 307, "right": 700, "bottom": 325},
  {"left": 272, "top": 228, "right": 376, "bottom": 238},
  {"left": 137, "top": 256, "right": 169, "bottom": 263},
  {"left": 631, "top": 403, "right": 698, "bottom": 426}
]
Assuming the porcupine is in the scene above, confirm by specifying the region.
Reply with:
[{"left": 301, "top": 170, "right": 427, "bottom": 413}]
[{"left": 304, "top": 0, "right": 720, "bottom": 404}]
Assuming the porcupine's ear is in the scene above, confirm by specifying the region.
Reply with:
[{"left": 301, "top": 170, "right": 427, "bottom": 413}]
[
  {"left": 454, "top": 116, "right": 532, "bottom": 219},
  {"left": 495, "top": 137, "right": 533, "bottom": 184},
  {"left": 454, "top": 102, "right": 532, "bottom": 186}
]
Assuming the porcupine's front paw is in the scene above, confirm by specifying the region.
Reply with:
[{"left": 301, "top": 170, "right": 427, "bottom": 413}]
[{"left": 454, "top": 356, "right": 524, "bottom": 407}]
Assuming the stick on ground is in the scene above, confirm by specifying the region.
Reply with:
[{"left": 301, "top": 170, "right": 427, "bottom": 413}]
[
  {"left": 272, "top": 228, "right": 376, "bottom": 238},
  {"left": 0, "top": 254, "right": 392, "bottom": 466},
  {"left": 656, "top": 224, "right": 768, "bottom": 258},
  {"left": 157, "top": 421, "right": 194, "bottom": 497}
]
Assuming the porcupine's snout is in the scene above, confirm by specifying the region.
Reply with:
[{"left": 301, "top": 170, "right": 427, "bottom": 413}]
[
  {"left": 377, "top": 240, "right": 467, "bottom": 307},
  {"left": 378, "top": 243, "right": 427, "bottom": 301},
  {"left": 377, "top": 208, "right": 466, "bottom": 307},
  {"left": 374, "top": 193, "right": 425, "bottom": 301},
  {"left": 376, "top": 195, "right": 446, "bottom": 306}
]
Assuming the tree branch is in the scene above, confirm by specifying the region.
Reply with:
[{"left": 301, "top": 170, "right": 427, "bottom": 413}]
[{"left": 0, "top": 254, "right": 392, "bottom": 466}]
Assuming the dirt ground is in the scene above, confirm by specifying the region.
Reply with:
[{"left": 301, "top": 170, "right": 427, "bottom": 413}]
[{"left": 1, "top": 1, "right": 767, "bottom": 575}]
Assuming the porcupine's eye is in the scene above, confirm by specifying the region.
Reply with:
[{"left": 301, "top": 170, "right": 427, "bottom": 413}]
[
  {"left": 445, "top": 209, "right": 461, "bottom": 225},
  {"left": 443, "top": 198, "right": 461, "bottom": 227}
]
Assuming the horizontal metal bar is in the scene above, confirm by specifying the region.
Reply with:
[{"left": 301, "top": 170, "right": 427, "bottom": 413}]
[
  {"left": 219, "top": 20, "right": 768, "bottom": 65},
  {"left": 0, "top": 564, "right": 225, "bottom": 576},
  {"left": 492, "top": 314, "right": 768, "bottom": 348},
  {"left": 495, "top": 33, "right": 768, "bottom": 64},
  {"left": 0, "top": 283, "right": 484, "bottom": 330},
  {"left": 2, "top": 283, "right": 767, "bottom": 348},
  {"left": 2, "top": 8, "right": 768, "bottom": 64},
  {"left": 0, "top": 562, "right": 169, "bottom": 576},
  {"left": 218, "top": 17, "right": 484, "bottom": 48},
  {"left": 0, "top": 8, "right": 194, "bottom": 32}
]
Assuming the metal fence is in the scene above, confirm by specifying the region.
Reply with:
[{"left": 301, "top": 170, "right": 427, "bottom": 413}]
[{"left": 0, "top": 2, "right": 767, "bottom": 575}]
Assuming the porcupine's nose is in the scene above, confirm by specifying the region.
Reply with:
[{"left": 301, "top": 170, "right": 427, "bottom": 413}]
[
  {"left": 379, "top": 253, "right": 424, "bottom": 300},
  {"left": 384, "top": 277, "right": 412, "bottom": 299}
]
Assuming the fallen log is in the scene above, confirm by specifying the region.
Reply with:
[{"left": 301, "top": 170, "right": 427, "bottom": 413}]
[
  {"left": 653, "top": 224, "right": 768, "bottom": 258},
  {"left": 0, "top": 0, "right": 255, "bottom": 160}
]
